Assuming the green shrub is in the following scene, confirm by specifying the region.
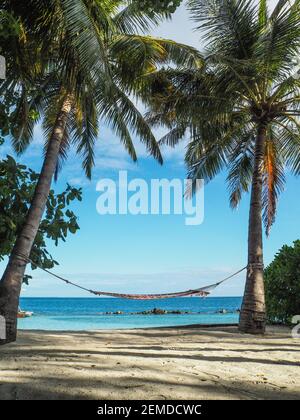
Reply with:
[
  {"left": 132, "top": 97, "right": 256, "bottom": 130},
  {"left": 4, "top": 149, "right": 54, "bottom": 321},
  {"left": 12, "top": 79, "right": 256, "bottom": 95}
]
[
  {"left": 0, "top": 155, "right": 82, "bottom": 282},
  {"left": 265, "top": 241, "right": 300, "bottom": 324}
]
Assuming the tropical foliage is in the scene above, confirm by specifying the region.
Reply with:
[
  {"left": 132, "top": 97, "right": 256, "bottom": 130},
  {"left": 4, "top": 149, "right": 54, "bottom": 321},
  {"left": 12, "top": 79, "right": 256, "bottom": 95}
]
[
  {"left": 265, "top": 241, "right": 300, "bottom": 324},
  {"left": 1, "top": 0, "right": 200, "bottom": 176},
  {"left": 148, "top": 0, "right": 300, "bottom": 234},
  {"left": 0, "top": 0, "right": 201, "bottom": 343},
  {"left": 0, "top": 9, "right": 23, "bottom": 140},
  {"left": 0, "top": 153, "right": 81, "bottom": 279},
  {"left": 0, "top": 9, "right": 20, "bottom": 39},
  {"left": 145, "top": 0, "right": 300, "bottom": 333},
  {"left": 1, "top": 0, "right": 299, "bottom": 341},
  {"left": 134, "top": 0, "right": 183, "bottom": 15}
]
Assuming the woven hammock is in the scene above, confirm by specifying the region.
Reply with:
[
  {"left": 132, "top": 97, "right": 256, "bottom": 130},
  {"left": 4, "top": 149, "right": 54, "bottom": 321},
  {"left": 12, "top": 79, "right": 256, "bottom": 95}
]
[{"left": 92, "top": 286, "right": 213, "bottom": 300}]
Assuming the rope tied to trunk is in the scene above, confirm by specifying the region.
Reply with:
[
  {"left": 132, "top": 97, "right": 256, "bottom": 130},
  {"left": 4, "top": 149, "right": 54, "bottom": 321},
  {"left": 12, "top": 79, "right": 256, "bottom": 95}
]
[{"left": 247, "top": 262, "right": 264, "bottom": 277}]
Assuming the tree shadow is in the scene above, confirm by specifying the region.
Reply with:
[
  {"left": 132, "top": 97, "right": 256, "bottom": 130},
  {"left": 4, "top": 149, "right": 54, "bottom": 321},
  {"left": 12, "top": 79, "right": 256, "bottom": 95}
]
[
  {"left": 0, "top": 372, "right": 299, "bottom": 400},
  {"left": 1, "top": 327, "right": 299, "bottom": 400}
]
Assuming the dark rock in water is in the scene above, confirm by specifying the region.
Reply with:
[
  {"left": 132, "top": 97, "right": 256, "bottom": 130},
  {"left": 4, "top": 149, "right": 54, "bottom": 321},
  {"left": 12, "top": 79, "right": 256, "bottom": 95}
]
[
  {"left": 144, "top": 308, "right": 190, "bottom": 315},
  {"left": 108, "top": 308, "right": 193, "bottom": 316},
  {"left": 218, "top": 309, "right": 228, "bottom": 314},
  {"left": 134, "top": 308, "right": 167, "bottom": 315},
  {"left": 152, "top": 308, "right": 167, "bottom": 315}
]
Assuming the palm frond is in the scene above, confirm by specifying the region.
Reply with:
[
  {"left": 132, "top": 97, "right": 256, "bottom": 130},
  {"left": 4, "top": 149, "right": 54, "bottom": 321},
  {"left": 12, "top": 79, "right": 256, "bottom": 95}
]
[
  {"left": 227, "top": 128, "right": 256, "bottom": 208},
  {"left": 262, "top": 131, "right": 285, "bottom": 235},
  {"left": 114, "top": 1, "right": 170, "bottom": 34},
  {"left": 258, "top": 0, "right": 268, "bottom": 29},
  {"left": 72, "top": 94, "right": 98, "bottom": 179},
  {"left": 159, "top": 125, "right": 187, "bottom": 147},
  {"left": 97, "top": 80, "right": 163, "bottom": 164},
  {"left": 188, "top": 0, "right": 258, "bottom": 59},
  {"left": 276, "top": 121, "right": 300, "bottom": 175},
  {"left": 9, "top": 84, "right": 39, "bottom": 154},
  {"left": 254, "top": 0, "right": 300, "bottom": 84}
]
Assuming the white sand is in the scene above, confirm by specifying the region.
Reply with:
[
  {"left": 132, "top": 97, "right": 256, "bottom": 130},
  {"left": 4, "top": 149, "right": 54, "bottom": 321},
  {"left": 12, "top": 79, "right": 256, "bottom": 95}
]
[{"left": 0, "top": 325, "right": 299, "bottom": 400}]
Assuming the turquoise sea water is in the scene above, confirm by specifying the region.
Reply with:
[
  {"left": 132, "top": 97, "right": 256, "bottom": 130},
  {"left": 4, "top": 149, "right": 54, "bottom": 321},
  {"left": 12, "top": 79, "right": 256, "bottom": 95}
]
[{"left": 18, "top": 297, "right": 241, "bottom": 330}]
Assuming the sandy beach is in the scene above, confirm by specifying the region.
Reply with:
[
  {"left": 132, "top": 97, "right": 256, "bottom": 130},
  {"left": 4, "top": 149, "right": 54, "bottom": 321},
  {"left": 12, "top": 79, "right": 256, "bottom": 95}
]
[{"left": 0, "top": 325, "right": 299, "bottom": 400}]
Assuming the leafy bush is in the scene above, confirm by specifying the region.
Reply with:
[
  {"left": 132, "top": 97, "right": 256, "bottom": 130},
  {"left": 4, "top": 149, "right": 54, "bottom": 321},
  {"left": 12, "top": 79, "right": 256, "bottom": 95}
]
[
  {"left": 0, "top": 154, "right": 82, "bottom": 282},
  {"left": 0, "top": 10, "right": 20, "bottom": 39},
  {"left": 265, "top": 241, "right": 300, "bottom": 324}
]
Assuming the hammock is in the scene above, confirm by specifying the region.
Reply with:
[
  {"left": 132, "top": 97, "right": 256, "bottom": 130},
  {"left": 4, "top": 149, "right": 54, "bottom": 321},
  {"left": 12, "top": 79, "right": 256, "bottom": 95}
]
[
  {"left": 92, "top": 286, "right": 213, "bottom": 300},
  {"left": 16, "top": 253, "right": 246, "bottom": 301}
]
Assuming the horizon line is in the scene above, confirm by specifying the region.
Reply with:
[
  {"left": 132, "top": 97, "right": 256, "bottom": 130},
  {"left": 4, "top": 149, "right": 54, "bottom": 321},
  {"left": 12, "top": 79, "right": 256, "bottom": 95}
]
[{"left": 20, "top": 295, "right": 243, "bottom": 299}]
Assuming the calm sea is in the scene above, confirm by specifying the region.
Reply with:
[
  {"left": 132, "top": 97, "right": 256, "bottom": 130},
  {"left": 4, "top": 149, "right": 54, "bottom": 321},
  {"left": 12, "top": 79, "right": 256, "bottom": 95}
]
[{"left": 18, "top": 297, "right": 242, "bottom": 330}]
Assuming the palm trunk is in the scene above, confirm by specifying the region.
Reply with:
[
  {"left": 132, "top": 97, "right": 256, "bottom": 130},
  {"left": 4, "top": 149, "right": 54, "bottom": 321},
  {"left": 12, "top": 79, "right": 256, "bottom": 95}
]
[
  {"left": 239, "top": 124, "right": 266, "bottom": 335},
  {"left": 0, "top": 94, "right": 73, "bottom": 345}
]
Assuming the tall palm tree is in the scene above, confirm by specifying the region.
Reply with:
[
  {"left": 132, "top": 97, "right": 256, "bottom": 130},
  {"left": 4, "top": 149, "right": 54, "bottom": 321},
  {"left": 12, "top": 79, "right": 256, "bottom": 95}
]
[
  {"left": 145, "top": 0, "right": 300, "bottom": 334},
  {"left": 0, "top": 0, "right": 201, "bottom": 344}
]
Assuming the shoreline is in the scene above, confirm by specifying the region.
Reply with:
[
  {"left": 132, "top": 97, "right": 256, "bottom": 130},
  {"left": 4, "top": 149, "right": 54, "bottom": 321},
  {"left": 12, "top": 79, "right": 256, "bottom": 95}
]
[
  {"left": 1, "top": 325, "right": 299, "bottom": 400},
  {"left": 18, "top": 323, "right": 239, "bottom": 333}
]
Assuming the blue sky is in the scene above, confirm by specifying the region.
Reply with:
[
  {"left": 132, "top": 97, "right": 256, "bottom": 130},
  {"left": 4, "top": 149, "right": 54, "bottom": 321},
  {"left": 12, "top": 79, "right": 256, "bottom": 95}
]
[{"left": 1, "top": 0, "right": 299, "bottom": 298}]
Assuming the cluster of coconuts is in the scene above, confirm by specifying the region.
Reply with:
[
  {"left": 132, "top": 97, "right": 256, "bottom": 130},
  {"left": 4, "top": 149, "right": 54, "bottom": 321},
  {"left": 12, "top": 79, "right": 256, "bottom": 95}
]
[{"left": 133, "top": 0, "right": 182, "bottom": 14}]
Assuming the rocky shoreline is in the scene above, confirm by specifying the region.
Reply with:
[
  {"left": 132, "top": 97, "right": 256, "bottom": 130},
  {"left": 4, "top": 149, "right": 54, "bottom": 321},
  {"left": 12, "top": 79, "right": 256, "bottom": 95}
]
[{"left": 101, "top": 308, "right": 241, "bottom": 316}]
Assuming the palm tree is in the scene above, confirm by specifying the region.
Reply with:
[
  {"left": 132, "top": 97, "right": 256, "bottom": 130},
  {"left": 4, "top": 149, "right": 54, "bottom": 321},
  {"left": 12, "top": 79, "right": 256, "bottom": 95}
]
[
  {"left": 0, "top": 0, "right": 201, "bottom": 344},
  {"left": 145, "top": 0, "right": 300, "bottom": 334}
]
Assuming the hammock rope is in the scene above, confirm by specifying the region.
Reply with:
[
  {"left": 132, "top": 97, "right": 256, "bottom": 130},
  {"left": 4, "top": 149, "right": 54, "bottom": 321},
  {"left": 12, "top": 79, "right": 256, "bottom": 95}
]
[{"left": 15, "top": 253, "right": 247, "bottom": 300}]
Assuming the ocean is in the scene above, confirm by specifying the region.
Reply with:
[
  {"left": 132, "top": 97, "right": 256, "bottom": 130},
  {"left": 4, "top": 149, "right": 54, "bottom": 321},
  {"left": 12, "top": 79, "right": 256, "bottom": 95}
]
[{"left": 18, "top": 296, "right": 242, "bottom": 330}]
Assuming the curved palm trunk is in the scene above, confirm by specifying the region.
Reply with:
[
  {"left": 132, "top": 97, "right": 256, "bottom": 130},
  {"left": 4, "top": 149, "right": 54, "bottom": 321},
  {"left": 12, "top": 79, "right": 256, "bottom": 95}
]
[
  {"left": 239, "top": 124, "right": 266, "bottom": 335},
  {"left": 0, "top": 94, "right": 73, "bottom": 345}
]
